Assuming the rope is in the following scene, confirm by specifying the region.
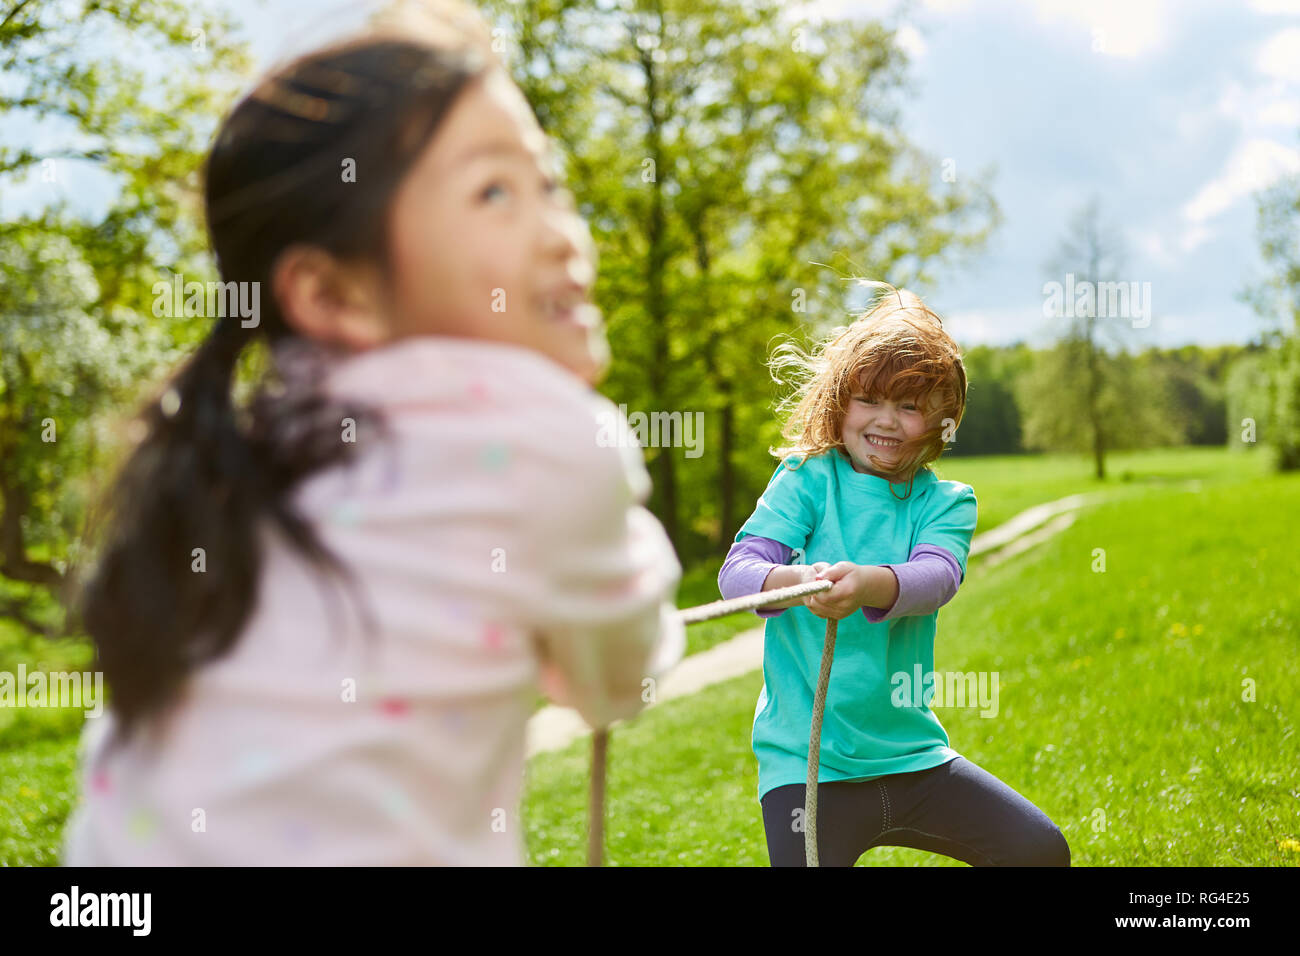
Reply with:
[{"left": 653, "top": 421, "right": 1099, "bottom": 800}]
[
  {"left": 676, "top": 578, "right": 833, "bottom": 624},
  {"left": 804, "top": 617, "right": 836, "bottom": 867},
  {"left": 587, "top": 577, "right": 837, "bottom": 867},
  {"left": 587, "top": 728, "right": 607, "bottom": 868}
]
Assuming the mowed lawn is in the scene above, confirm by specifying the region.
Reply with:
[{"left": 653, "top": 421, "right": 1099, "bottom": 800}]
[
  {"left": 0, "top": 446, "right": 1292, "bottom": 865},
  {"left": 522, "top": 450, "right": 1299, "bottom": 866}
]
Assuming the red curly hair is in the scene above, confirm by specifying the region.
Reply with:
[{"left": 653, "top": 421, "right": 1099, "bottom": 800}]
[{"left": 768, "top": 283, "right": 968, "bottom": 497}]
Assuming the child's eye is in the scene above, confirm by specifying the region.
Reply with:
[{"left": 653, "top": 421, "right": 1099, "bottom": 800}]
[
  {"left": 544, "top": 177, "right": 577, "bottom": 207},
  {"left": 855, "top": 394, "right": 917, "bottom": 410},
  {"left": 480, "top": 181, "right": 510, "bottom": 203}
]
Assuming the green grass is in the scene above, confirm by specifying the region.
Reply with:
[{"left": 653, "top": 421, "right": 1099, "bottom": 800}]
[
  {"left": 2, "top": 444, "right": 1294, "bottom": 865},
  {"left": 521, "top": 459, "right": 1300, "bottom": 865},
  {"left": 934, "top": 445, "right": 1269, "bottom": 533},
  {"left": 0, "top": 738, "right": 81, "bottom": 866}
]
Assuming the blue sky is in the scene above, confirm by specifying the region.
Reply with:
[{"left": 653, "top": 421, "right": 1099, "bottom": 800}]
[
  {"left": 4, "top": 0, "right": 1298, "bottom": 350},
  {"left": 806, "top": 0, "right": 1300, "bottom": 349}
]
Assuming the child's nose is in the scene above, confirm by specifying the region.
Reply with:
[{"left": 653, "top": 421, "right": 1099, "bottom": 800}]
[{"left": 541, "top": 205, "right": 596, "bottom": 275}]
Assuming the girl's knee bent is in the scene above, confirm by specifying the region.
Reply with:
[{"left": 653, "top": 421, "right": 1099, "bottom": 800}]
[{"left": 1003, "top": 822, "right": 1070, "bottom": 867}]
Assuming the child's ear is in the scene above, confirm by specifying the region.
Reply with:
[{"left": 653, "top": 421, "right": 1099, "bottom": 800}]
[{"left": 272, "top": 244, "right": 393, "bottom": 351}]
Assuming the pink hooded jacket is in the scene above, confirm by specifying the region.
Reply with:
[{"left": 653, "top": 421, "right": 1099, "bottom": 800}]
[{"left": 63, "top": 335, "right": 685, "bottom": 865}]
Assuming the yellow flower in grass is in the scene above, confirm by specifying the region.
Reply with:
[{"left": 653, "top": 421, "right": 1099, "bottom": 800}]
[{"left": 1279, "top": 838, "right": 1300, "bottom": 853}]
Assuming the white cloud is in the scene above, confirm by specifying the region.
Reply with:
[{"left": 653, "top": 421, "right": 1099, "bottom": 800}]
[
  {"left": 1179, "top": 224, "right": 1214, "bottom": 254},
  {"left": 1021, "top": 0, "right": 1171, "bottom": 58},
  {"left": 1134, "top": 228, "right": 1176, "bottom": 268},
  {"left": 1183, "top": 138, "right": 1300, "bottom": 227},
  {"left": 1201, "top": 79, "right": 1300, "bottom": 132},
  {"left": 1215, "top": 80, "right": 1251, "bottom": 119},
  {"left": 800, "top": 0, "right": 1168, "bottom": 57},
  {"left": 945, "top": 310, "right": 997, "bottom": 343},
  {"left": 1248, "top": 0, "right": 1300, "bottom": 13},
  {"left": 919, "top": 0, "right": 974, "bottom": 11},
  {"left": 1258, "top": 28, "right": 1300, "bottom": 82},
  {"left": 946, "top": 308, "right": 1013, "bottom": 345},
  {"left": 1259, "top": 99, "right": 1300, "bottom": 126},
  {"left": 944, "top": 306, "right": 1049, "bottom": 346},
  {"left": 895, "top": 23, "right": 927, "bottom": 58}
]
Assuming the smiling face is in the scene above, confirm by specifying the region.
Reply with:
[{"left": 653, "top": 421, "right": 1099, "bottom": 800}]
[
  {"left": 841, "top": 378, "right": 932, "bottom": 478},
  {"left": 382, "top": 66, "right": 609, "bottom": 383}
]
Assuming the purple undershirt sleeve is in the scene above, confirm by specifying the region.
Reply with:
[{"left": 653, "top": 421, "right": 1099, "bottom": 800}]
[
  {"left": 862, "top": 544, "right": 963, "bottom": 623},
  {"left": 717, "top": 535, "right": 793, "bottom": 617}
]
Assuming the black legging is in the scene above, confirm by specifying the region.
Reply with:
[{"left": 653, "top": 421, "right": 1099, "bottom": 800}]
[{"left": 760, "top": 755, "right": 1071, "bottom": 867}]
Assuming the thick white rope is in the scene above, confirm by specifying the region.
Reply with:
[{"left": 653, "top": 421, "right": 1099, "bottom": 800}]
[
  {"left": 677, "top": 578, "right": 834, "bottom": 623},
  {"left": 588, "top": 577, "right": 837, "bottom": 867},
  {"left": 804, "top": 616, "right": 837, "bottom": 867}
]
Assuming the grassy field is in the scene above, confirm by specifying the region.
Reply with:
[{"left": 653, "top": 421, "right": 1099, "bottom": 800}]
[
  {"left": 520, "top": 446, "right": 1299, "bottom": 865},
  {"left": 1, "top": 444, "right": 1293, "bottom": 865}
]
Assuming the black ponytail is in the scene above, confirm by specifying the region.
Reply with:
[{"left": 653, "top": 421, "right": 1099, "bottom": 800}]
[{"left": 77, "top": 32, "right": 491, "bottom": 750}]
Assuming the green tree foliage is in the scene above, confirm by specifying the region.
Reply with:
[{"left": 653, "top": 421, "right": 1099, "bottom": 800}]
[
  {"left": 1137, "top": 345, "right": 1244, "bottom": 447},
  {"left": 1224, "top": 347, "right": 1274, "bottom": 454},
  {"left": 945, "top": 343, "right": 1029, "bottom": 456},
  {"left": 1243, "top": 172, "right": 1300, "bottom": 470},
  {"left": 482, "top": 0, "right": 999, "bottom": 561},
  {"left": 0, "top": 0, "right": 252, "bottom": 636},
  {"left": 948, "top": 342, "right": 1246, "bottom": 458}
]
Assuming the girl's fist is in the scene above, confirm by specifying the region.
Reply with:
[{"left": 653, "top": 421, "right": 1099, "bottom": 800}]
[
  {"left": 799, "top": 561, "right": 831, "bottom": 584},
  {"left": 803, "top": 561, "right": 870, "bottom": 620}
]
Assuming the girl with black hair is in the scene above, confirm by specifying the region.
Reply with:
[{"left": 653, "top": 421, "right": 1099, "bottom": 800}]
[{"left": 62, "top": 1, "right": 684, "bottom": 865}]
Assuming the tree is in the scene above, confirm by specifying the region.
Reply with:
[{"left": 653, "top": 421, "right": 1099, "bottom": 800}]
[
  {"left": 1244, "top": 170, "right": 1300, "bottom": 470},
  {"left": 1020, "top": 198, "right": 1181, "bottom": 478},
  {"left": 945, "top": 343, "right": 1029, "bottom": 456},
  {"left": 1137, "top": 345, "right": 1239, "bottom": 447},
  {"left": 1224, "top": 346, "right": 1273, "bottom": 453},
  {"left": 481, "top": 0, "right": 999, "bottom": 560},
  {"left": 0, "top": 0, "right": 253, "bottom": 636}
]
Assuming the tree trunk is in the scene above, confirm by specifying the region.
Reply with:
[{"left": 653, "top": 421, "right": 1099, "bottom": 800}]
[
  {"left": 1085, "top": 246, "right": 1106, "bottom": 481},
  {"left": 641, "top": 35, "right": 678, "bottom": 550},
  {"left": 720, "top": 387, "right": 735, "bottom": 545}
]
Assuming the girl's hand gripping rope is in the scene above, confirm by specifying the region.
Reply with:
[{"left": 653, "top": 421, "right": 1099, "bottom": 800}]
[
  {"left": 804, "top": 561, "right": 896, "bottom": 621},
  {"left": 800, "top": 561, "right": 873, "bottom": 621}
]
